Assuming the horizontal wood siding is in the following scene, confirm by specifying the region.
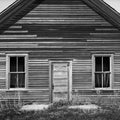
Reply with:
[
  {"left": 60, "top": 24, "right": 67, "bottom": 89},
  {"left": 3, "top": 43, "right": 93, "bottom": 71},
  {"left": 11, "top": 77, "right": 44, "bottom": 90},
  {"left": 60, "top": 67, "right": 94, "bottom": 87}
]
[
  {"left": 20, "top": 90, "right": 49, "bottom": 103},
  {"left": 0, "top": 54, "right": 6, "bottom": 89},
  {"left": 28, "top": 58, "right": 49, "bottom": 89},
  {"left": 27, "top": 55, "right": 49, "bottom": 103},
  {"left": 0, "top": 0, "right": 120, "bottom": 102},
  {"left": 1, "top": 0, "right": 120, "bottom": 43},
  {"left": 72, "top": 59, "right": 92, "bottom": 90},
  {"left": 113, "top": 53, "right": 120, "bottom": 89},
  {"left": 0, "top": 53, "right": 50, "bottom": 103},
  {"left": 0, "top": 90, "right": 50, "bottom": 103}
]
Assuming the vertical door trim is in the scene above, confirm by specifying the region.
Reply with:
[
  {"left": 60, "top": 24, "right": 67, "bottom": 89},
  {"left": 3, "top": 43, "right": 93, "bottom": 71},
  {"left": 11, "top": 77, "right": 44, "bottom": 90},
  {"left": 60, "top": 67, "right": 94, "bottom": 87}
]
[
  {"left": 69, "top": 61, "right": 72, "bottom": 100},
  {"left": 49, "top": 60, "right": 72, "bottom": 103},
  {"left": 49, "top": 61, "right": 52, "bottom": 103}
]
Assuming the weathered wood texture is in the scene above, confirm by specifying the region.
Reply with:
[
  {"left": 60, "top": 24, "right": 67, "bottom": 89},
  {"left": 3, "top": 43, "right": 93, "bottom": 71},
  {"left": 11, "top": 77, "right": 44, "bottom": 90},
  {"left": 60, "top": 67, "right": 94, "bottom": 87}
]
[
  {"left": 0, "top": 0, "right": 120, "bottom": 102},
  {"left": 72, "top": 59, "right": 92, "bottom": 90},
  {"left": 0, "top": 90, "right": 50, "bottom": 103},
  {"left": 0, "top": 54, "right": 6, "bottom": 89},
  {"left": 28, "top": 58, "right": 49, "bottom": 89},
  {"left": 0, "top": 0, "right": 120, "bottom": 43},
  {"left": 114, "top": 53, "right": 120, "bottom": 89}
]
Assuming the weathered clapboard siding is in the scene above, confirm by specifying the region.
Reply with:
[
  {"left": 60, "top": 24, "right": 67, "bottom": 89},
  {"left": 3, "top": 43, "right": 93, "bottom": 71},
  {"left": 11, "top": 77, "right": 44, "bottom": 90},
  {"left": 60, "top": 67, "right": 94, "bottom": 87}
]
[
  {"left": 0, "top": 0, "right": 120, "bottom": 102},
  {"left": 0, "top": 90, "right": 50, "bottom": 103},
  {"left": 113, "top": 53, "right": 120, "bottom": 89},
  {"left": 0, "top": 53, "right": 50, "bottom": 103},
  {"left": 0, "top": 42, "right": 120, "bottom": 50},
  {"left": 20, "top": 90, "right": 50, "bottom": 103},
  {"left": 72, "top": 59, "right": 92, "bottom": 90},
  {"left": 28, "top": 58, "right": 49, "bottom": 89},
  {"left": 1, "top": 0, "right": 120, "bottom": 43},
  {"left": 0, "top": 54, "right": 6, "bottom": 89},
  {"left": 26, "top": 57, "right": 50, "bottom": 102}
]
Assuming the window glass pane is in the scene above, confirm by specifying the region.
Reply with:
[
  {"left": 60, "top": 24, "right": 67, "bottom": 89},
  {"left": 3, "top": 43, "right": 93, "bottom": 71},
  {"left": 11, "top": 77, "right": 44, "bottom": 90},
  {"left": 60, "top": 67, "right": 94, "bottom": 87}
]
[
  {"left": 95, "top": 57, "right": 102, "bottom": 71},
  {"left": 95, "top": 73, "right": 102, "bottom": 88},
  {"left": 10, "top": 57, "right": 17, "bottom": 72},
  {"left": 103, "top": 73, "right": 110, "bottom": 87},
  {"left": 10, "top": 73, "right": 17, "bottom": 88},
  {"left": 18, "top": 73, "right": 25, "bottom": 88},
  {"left": 18, "top": 57, "right": 25, "bottom": 72},
  {"left": 103, "top": 57, "right": 110, "bottom": 71}
]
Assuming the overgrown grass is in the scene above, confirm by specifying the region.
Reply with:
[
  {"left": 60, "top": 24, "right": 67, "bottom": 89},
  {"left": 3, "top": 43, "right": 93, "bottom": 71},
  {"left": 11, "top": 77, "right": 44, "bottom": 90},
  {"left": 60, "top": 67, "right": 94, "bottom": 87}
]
[{"left": 0, "top": 98, "right": 120, "bottom": 120}]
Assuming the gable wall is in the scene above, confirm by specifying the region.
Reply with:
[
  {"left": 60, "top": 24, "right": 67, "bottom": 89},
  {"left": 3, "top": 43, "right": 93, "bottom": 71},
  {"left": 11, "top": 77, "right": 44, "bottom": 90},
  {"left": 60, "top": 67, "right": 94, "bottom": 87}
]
[
  {"left": 1, "top": 0, "right": 120, "bottom": 42},
  {"left": 0, "top": 0, "right": 120, "bottom": 103}
]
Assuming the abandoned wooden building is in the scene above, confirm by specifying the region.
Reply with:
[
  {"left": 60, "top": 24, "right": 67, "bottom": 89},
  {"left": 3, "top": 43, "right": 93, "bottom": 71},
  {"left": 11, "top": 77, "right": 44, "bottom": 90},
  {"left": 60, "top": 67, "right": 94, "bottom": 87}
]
[{"left": 0, "top": 0, "right": 120, "bottom": 103}]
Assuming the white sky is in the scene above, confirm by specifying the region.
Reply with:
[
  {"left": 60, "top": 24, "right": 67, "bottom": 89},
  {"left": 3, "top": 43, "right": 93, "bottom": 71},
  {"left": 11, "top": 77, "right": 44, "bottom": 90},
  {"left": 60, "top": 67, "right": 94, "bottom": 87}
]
[
  {"left": 104, "top": 0, "right": 120, "bottom": 12},
  {"left": 0, "top": 0, "right": 120, "bottom": 13},
  {"left": 0, "top": 0, "right": 16, "bottom": 12}
]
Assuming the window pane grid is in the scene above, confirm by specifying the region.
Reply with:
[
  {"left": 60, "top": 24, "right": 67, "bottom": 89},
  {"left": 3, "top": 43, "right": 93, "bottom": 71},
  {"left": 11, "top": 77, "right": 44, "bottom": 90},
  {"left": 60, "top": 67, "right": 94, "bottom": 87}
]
[
  {"left": 10, "top": 72, "right": 25, "bottom": 74},
  {"left": 95, "top": 56, "right": 110, "bottom": 88},
  {"left": 95, "top": 72, "right": 110, "bottom": 73},
  {"left": 9, "top": 73, "right": 25, "bottom": 88},
  {"left": 95, "top": 73, "right": 110, "bottom": 88},
  {"left": 9, "top": 56, "right": 26, "bottom": 89}
]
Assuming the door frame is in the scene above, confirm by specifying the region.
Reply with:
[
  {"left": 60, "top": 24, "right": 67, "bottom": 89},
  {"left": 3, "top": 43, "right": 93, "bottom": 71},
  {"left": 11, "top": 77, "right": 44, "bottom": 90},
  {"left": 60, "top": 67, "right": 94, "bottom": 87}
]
[{"left": 49, "top": 60, "right": 72, "bottom": 103}]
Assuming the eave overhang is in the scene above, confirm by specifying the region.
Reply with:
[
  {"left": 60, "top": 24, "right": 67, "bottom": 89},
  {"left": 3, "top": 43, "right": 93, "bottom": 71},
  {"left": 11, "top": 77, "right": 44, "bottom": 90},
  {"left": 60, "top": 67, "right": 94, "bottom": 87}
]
[{"left": 0, "top": 0, "right": 120, "bottom": 31}]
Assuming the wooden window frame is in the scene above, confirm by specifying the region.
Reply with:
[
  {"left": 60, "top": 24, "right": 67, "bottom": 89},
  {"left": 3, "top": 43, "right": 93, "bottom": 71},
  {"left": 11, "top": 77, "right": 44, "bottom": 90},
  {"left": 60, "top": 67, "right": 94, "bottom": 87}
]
[
  {"left": 6, "top": 54, "right": 28, "bottom": 90},
  {"left": 92, "top": 54, "right": 113, "bottom": 90}
]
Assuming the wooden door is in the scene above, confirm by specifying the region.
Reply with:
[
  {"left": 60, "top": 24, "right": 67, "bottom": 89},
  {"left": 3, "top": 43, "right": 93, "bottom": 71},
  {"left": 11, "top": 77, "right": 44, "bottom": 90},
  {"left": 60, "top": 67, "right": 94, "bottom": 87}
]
[{"left": 51, "top": 62, "right": 71, "bottom": 102}]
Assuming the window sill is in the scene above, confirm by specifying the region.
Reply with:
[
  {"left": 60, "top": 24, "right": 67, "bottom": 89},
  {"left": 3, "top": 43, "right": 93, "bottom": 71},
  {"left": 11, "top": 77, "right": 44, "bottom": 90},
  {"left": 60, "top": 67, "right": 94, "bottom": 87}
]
[
  {"left": 95, "top": 88, "right": 112, "bottom": 90},
  {"left": 5, "top": 89, "right": 28, "bottom": 92}
]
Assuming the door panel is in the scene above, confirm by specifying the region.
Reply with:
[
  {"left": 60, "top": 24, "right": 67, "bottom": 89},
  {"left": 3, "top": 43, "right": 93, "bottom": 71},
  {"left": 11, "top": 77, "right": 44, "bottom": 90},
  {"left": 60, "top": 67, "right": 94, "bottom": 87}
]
[{"left": 51, "top": 62, "right": 69, "bottom": 102}]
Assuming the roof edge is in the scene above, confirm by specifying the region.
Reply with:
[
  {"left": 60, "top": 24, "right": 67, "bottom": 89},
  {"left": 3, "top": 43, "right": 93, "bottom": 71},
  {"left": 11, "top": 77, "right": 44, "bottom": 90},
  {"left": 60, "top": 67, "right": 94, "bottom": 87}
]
[
  {"left": 0, "top": 0, "right": 36, "bottom": 28},
  {"left": 0, "top": 0, "right": 20, "bottom": 15},
  {"left": 82, "top": 0, "right": 120, "bottom": 29},
  {"left": 0, "top": 0, "right": 120, "bottom": 30}
]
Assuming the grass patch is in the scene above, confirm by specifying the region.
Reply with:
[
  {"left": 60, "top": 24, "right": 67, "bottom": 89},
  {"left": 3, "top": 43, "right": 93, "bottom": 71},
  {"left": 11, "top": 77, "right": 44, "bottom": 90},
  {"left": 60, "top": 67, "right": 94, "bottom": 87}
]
[{"left": 0, "top": 99, "right": 120, "bottom": 120}]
